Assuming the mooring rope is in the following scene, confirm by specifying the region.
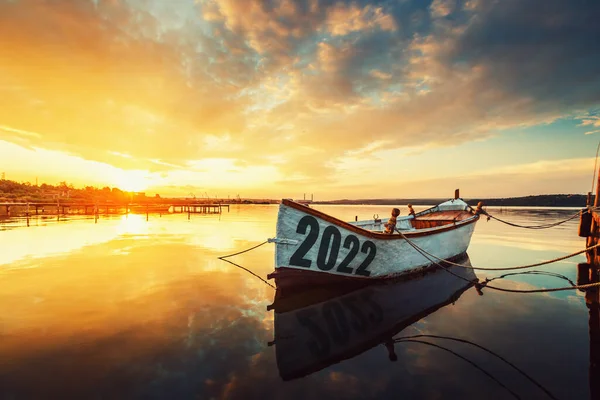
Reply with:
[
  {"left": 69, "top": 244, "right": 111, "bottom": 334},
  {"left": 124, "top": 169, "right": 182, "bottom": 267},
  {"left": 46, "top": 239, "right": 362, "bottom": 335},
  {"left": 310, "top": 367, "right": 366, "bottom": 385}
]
[
  {"left": 396, "top": 229, "right": 600, "bottom": 293},
  {"left": 218, "top": 240, "right": 269, "bottom": 259},
  {"left": 218, "top": 241, "right": 275, "bottom": 289},
  {"left": 394, "top": 334, "right": 558, "bottom": 399},
  {"left": 394, "top": 228, "right": 600, "bottom": 271},
  {"left": 484, "top": 270, "right": 577, "bottom": 287},
  {"left": 469, "top": 205, "right": 585, "bottom": 230},
  {"left": 483, "top": 209, "right": 584, "bottom": 229},
  {"left": 396, "top": 339, "right": 521, "bottom": 399}
]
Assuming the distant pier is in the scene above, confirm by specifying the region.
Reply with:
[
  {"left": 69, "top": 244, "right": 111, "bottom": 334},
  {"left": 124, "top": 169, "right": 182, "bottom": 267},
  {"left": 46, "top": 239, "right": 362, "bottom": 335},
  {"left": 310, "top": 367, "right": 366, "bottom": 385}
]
[
  {"left": 0, "top": 201, "right": 231, "bottom": 217},
  {"left": 171, "top": 203, "right": 229, "bottom": 214}
]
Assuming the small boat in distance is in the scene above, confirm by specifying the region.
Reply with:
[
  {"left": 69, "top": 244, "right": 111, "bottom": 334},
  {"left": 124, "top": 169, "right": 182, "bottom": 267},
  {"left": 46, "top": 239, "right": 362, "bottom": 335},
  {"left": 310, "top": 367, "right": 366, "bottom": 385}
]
[{"left": 268, "top": 194, "right": 480, "bottom": 289}]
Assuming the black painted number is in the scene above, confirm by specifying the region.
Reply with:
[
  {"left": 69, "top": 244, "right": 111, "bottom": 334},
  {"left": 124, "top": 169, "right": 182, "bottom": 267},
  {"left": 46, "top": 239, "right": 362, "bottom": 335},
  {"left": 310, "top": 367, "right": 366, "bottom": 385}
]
[
  {"left": 356, "top": 241, "right": 377, "bottom": 277},
  {"left": 336, "top": 235, "right": 359, "bottom": 274},
  {"left": 288, "top": 216, "right": 377, "bottom": 275},
  {"left": 289, "top": 216, "right": 320, "bottom": 268},
  {"left": 317, "top": 226, "right": 341, "bottom": 271}
]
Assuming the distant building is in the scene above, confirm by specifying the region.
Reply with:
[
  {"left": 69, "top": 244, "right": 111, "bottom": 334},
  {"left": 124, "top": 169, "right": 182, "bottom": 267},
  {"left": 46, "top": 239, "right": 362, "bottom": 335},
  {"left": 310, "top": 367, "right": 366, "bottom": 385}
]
[{"left": 295, "top": 193, "right": 314, "bottom": 204}]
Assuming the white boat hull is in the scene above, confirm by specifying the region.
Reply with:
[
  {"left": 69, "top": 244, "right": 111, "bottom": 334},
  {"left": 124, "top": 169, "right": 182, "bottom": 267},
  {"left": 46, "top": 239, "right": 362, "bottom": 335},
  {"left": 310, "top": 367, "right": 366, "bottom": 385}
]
[{"left": 269, "top": 199, "right": 478, "bottom": 287}]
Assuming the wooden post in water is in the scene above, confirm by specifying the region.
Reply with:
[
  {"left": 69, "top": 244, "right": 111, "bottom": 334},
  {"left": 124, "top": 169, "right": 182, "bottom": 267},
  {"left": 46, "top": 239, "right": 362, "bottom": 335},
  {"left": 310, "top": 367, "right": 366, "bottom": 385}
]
[
  {"left": 587, "top": 266, "right": 600, "bottom": 400},
  {"left": 454, "top": 189, "right": 460, "bottom": 199}
]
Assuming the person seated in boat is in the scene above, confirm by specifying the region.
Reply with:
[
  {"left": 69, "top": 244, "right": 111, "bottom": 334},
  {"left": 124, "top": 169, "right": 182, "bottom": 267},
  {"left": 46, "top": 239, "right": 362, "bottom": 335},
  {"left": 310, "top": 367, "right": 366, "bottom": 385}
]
[{"left": 384, "top": 208, "right": 400, "bottom": 234}]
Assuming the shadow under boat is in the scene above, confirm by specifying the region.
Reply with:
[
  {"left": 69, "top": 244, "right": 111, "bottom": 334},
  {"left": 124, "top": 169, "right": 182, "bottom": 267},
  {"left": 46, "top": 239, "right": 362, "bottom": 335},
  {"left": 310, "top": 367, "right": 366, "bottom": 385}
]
[{"left": 268, "top": 254, "right": 477, "bottom": 381}]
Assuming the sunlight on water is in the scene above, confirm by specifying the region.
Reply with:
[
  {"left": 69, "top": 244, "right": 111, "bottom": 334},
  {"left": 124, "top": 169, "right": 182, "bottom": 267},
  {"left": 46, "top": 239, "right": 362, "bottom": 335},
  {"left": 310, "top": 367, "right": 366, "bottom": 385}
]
[{"left": 0, "top": 204, "right": 594, "bottom": 399}]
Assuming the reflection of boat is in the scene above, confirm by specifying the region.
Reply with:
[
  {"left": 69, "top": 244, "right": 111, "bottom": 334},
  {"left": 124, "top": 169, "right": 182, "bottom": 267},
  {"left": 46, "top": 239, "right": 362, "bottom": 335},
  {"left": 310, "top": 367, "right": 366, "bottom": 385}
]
[
  {"left": 268, "top": 197, "right": 479, "bottom": 288},
  {"left": 269, "top": 256, "right": 477, "bottom": 381}
]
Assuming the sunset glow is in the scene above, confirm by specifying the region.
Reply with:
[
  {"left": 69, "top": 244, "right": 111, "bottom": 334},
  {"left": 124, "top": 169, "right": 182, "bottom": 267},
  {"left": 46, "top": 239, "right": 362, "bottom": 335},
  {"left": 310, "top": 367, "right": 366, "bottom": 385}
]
[{"left": 1, "top": 0, "right": 599, "bottom": 199}]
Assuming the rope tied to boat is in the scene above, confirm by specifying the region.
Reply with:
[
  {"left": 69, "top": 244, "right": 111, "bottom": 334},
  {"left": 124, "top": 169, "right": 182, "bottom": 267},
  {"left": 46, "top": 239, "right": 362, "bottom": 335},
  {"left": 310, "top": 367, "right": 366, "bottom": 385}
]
[
  {"left": 218, "top": 241, "right": 276, "bottom": 289},
  {"left": 393, "top": 334, "right": 559, "bottom": 400},
  {"left": 472, "top": 206, "right": 586, "bottom": 230},
  {"left": 395, "top": 228, "right": 600, "bottom": 293},
  {"left": 394, "top": 227, "right": 600, "bottom": 271}
]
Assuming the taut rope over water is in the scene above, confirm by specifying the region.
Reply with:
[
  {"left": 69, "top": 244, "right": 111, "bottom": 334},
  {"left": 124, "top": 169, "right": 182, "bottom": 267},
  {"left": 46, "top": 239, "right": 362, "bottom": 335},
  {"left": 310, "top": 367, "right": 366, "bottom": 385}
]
[
  {"left": 471, "top": 206, "right": 586, "bottom": 230},
  {"left": 395, "top": 229, "right": 600, "bottom": 293},
  {"left": 394, "top": 227, "right": 600, "bottom": 271},
  {"left": 218, "top": 241, "right": 275, "bottom": 289},
  {"left": 394, "top": 334, "right": 559, "bottom": 400}
]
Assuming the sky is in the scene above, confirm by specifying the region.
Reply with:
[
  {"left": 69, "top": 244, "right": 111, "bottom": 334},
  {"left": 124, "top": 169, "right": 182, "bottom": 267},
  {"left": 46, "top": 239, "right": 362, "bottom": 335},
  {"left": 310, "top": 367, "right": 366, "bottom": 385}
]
[{"left": 0, "top": 0, "right": 599, "bottom": 200}]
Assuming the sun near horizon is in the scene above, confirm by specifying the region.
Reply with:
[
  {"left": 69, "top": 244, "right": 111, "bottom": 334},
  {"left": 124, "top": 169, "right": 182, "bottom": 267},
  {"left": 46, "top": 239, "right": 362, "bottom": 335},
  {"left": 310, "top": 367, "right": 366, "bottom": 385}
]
[{"left": 1, "top": 0, "right": 599, "bottom": 200}]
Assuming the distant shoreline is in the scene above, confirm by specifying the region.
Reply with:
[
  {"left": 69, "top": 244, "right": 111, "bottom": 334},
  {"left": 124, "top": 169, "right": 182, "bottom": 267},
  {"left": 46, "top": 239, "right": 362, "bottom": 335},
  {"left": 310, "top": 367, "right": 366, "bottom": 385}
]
[
  {"left": 312, "top": 194, "right": 592, "bottom": 208},
  {"left": 0, "top": 179, "right": 593, "bottom": 208}
]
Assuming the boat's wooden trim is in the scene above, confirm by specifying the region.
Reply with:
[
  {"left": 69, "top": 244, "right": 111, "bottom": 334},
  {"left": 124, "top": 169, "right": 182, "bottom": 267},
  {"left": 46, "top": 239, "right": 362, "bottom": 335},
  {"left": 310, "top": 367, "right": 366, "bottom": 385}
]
[
  {"left": 281, "top": 199, "right": 479, "bottom": 240},
  {"left": 268, "top": 251, "right": 469, "bottom": 289}
]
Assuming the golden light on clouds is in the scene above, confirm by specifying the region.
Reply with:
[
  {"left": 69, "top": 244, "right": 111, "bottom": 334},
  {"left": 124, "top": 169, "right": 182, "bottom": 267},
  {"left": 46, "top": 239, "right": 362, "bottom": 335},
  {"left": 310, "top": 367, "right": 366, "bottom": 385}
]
[{"left": 0, "top": 0, "right": 598, "bottom": 198}]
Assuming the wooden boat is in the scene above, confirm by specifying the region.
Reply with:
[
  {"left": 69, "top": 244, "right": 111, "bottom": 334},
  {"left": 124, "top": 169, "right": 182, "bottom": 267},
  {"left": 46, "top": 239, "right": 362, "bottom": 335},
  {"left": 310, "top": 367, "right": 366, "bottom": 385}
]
[
  {"left": 269, "top": 256, "right": 477, "bottom": 380},
  {"left": 268, "top": 197, "right": 479, "bottom": 288}
]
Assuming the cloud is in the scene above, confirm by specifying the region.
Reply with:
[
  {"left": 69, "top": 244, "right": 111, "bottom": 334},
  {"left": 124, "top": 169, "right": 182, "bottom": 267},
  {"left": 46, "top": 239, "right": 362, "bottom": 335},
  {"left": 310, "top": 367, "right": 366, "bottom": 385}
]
[
  {"left": 325, "top": 3, "right": 397, "bottom": 36},
  {"left": 429, "top": 0, "right": 455, "bottom": 18},
  {"left": 0, "top": 0, "right": 599, "bottom": 196}
]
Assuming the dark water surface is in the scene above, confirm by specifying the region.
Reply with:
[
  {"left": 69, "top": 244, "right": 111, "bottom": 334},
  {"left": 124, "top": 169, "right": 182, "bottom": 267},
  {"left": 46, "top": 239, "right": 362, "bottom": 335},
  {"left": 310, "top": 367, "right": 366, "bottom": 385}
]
[{"left": 0, "top": 204, "right": 594, "bottom": 399}]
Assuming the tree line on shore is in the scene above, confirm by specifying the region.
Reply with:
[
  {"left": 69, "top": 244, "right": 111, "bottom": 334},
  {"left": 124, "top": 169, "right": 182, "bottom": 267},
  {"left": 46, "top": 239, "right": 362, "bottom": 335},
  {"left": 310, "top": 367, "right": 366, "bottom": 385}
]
[
  {"left": 1, "top": 179, "right": 593, "bottom": 207},
  {"left": 0, "top": 179, "right": 154, "bottom": 203}
]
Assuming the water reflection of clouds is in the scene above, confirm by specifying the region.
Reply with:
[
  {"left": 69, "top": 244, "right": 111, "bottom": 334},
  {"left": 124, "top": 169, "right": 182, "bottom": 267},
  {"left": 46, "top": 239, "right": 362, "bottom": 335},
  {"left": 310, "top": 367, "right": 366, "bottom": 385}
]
[{"left": 0, "top": 205, "right": 595, "bottom": 399}]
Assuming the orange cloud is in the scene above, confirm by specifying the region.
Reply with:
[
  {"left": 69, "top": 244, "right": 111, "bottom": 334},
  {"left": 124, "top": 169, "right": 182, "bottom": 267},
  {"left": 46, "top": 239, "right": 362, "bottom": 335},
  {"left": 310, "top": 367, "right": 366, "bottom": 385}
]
[{"left": 325, "top": 3, "right": 397, "bottom": 36}]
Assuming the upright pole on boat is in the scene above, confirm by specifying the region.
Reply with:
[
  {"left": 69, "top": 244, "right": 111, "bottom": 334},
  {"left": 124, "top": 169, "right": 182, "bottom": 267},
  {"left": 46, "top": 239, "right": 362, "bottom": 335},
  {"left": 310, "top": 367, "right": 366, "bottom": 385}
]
[{"left": 454, "top": 189, "right": 460, "bottom": 199}]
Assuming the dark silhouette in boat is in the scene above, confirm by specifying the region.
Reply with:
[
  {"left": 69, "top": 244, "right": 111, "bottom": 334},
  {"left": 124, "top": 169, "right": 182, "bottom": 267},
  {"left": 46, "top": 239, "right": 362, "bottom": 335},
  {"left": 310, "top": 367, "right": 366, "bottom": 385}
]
[{"left": 267, "top": 255, "right": 477, "bottom": 381}]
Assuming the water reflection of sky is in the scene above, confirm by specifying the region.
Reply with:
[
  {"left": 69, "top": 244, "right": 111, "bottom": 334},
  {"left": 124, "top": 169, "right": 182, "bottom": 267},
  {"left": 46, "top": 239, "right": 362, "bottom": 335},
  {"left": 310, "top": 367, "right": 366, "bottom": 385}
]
[{"left": 0, "top": 205, "right": 593, "bottom": 399}]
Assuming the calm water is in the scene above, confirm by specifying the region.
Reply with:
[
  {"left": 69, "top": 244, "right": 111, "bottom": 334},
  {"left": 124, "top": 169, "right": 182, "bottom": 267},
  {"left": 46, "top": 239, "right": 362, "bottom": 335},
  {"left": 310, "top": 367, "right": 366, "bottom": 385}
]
[{"left": 0, "top": 204, "right": 595, "bottom": 399}]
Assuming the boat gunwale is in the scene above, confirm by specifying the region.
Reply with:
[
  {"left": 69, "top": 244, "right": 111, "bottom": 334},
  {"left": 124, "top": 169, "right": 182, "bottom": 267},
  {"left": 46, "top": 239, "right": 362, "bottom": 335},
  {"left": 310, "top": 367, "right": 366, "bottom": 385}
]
[{"left": 280, "top": 199, "right": 479, "bottom": 240}]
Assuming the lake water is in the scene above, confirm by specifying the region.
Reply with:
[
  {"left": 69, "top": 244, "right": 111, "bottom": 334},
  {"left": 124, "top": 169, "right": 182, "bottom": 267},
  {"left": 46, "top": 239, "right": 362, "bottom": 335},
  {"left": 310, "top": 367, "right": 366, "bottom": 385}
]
[{"left": 0, "top": 204, "right": 595, "bottom": 399}]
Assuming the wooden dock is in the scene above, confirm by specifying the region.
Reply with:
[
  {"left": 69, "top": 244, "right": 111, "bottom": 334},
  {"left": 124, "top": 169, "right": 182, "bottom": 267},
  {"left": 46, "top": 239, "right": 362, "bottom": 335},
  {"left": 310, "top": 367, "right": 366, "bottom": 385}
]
[
  {"left": 171, "top": 203, "right": 229, "bottom": 214},
  {"left": 0, "top": 201, "right": 231, "bottom": 217}
]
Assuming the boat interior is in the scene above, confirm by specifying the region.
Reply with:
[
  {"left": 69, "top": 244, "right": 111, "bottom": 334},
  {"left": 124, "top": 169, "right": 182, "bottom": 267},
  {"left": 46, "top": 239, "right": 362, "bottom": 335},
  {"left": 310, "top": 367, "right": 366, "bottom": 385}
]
[{"left": 350, "top": 201, "right": 476, "bottom": 233}]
